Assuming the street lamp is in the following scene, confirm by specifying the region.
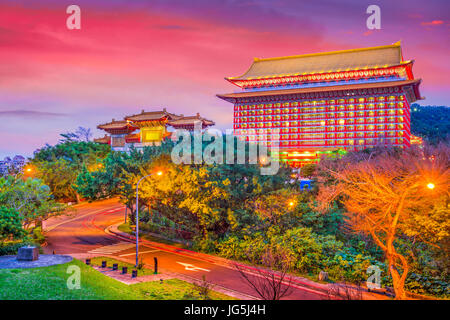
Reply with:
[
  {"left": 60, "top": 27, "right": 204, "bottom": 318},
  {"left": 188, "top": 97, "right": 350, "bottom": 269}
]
[
  {"left": 135, "top": 171, "right": 163, "bottom": 267},
  {"left": 23, "top": 166, "right": 33, "bottom": 176}
]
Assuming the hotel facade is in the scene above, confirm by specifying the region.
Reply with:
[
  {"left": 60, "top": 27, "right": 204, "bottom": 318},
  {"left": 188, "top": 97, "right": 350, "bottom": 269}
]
[{"left": 217, "top": 42, "right": 422, "bottom": 167}]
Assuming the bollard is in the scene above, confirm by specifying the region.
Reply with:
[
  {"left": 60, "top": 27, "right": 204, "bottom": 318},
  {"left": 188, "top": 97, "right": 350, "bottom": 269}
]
[
  {"left": 112, "top": 263, "right": 118, "bottom": 271},
  {"left": 154, "top": 257, "right": 158, "bottom": 274},
  {"left": 85, "top": 258, "right": 91, "bottom": 265},
  {"left": 122, "top": 266, "right": 128, "bottom": 274},
  {"left": 131, "top": 270, "right": 137, "bottom": 278},
  {"left": 101, "top": 260, "right": 107, "bottom": 268}
]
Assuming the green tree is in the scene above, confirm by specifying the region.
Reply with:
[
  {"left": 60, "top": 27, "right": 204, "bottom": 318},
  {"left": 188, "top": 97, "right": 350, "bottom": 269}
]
[
  {"left": 0, "top": 206, "right": 26, "bottom": 243},
  {"left": 75, "top": 141, "right": 174, "bottom": 217},
  {"left": 411, "top": 104, "right": 450, "bottom": 145},
  {"left": 0, "top": 176, "right": 65, "bottom": 229},
  {"left": 32, "top": 140, "right": 110, "bottom": 201}
]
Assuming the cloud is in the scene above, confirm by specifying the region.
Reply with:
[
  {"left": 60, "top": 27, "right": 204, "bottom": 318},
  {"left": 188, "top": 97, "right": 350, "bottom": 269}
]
[
  {"left": 155, "top": 24, "right": 187, "bottom": 30},
  {"left": 421, "top": 20, "right": 444, "bottom": 26},
  {"left": 0, "top": 110, "right": 67, "bottom": 118}
]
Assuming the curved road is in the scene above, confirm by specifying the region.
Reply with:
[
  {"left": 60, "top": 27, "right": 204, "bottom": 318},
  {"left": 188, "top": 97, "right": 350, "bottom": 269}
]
[{"left": 43, "top": 199, "right": 327, "bottom": 300}]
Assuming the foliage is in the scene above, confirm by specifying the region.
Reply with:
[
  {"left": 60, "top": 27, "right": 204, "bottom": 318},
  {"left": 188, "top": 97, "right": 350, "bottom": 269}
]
[
  {"left": 75, "top": 140, "right": 173, "bottom": 215},
  {"left": 0, "top": 176, "right": 65, "bottom": 229},
  {"left": 31, "top": 226, "right": 46, "bottom": 244},
  {"left": 69, "top": 131, "right": 449, "bottom": 299},
  {"left": 411, "top": 104, "right": 450, "bottom": 145},
  {"left": 300, "top": 163, "right": 317, "bottom": 178},
  {"left": 0, "top": 240, "right": 37, "bottom": 256},
  {"left": 316, "top": 144, "right": 450, "bottom": 299},
  {"left": 0, "top": 206, "right": 26, "bottom": 243},
  {"left": 32, "top": 159, "right": 79, "bottom": 200},
  {"left": 32, "top": 140, "right": 110, "bottom": 201}
]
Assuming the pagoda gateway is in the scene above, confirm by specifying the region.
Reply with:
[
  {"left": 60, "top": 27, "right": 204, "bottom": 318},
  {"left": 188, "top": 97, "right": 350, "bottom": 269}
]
[
  {"left": 95, "top": 108, "right": 214, "bottom": 151},
  {"left": 217, "top": 41, "right": 422, "bottom": 167}
]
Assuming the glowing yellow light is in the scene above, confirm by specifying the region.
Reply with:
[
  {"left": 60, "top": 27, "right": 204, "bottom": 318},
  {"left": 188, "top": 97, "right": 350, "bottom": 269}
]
[
  {"left": 427, "top": 183, "right": 435, "bottom": 190},
  {"left": 156, "top": 171, "right": 163, "bottom": 176},
  {"left": 26, "top": 168, "right": 32, "bottom": 173},
  {"left": 289, "top": 201, "right": 295, "bottom": 207}
]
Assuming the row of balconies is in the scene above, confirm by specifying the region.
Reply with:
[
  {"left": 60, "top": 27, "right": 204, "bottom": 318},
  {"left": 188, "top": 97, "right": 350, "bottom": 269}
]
[
  {"left": 234, "top": 118, "right": 404, "bottom": 129},
  {"left": 236, "top": 131, "right": 405, "bottom": 140},
  {"left": 239, "top": 137, "right": 405, "bottom": 146},
  {"left": 234, "top": 112, "right": 405, "bottom": 122},
  {"left": 235, "top": 105, "right": 407, "bottom": 117}
]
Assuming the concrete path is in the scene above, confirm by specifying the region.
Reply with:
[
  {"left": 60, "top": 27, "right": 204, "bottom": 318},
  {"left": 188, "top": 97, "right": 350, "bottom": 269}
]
[{"left": 0, "top": 254, "right": 72, "bottom": 269}]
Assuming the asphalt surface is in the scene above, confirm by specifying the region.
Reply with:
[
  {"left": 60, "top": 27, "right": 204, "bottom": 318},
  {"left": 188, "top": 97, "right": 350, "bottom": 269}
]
[{"left": 43, "top": 199, "right": 328, "bottom": 300}]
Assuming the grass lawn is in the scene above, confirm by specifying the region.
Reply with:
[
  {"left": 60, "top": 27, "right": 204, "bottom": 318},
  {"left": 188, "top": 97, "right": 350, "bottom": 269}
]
[{"left": 0, "top": 259, "right": 234, "bottom": 300}]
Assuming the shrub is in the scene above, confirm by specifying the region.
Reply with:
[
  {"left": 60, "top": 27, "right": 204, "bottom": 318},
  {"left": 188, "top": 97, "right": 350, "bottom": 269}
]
[
  {"left": 216, "top": 234, "right": 268, "bottom": 261},
  {"left": 270, "top": 227, "right": 324, "bottom": 273},
  {"left": 325, "top": 248, "right": 374, "bottom": 283},
  {"left": 32, "top": 226, "right": 46, "bottom": 245},
  {"left": 0, "top": 241, "right": 38, "bottom": 256},
  {"left": 0, "top": 206, "right": 26, "bottom": 243}
]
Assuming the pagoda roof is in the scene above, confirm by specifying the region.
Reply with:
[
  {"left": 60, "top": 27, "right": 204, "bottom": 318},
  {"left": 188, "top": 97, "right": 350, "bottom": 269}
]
[
  {"left": 227, "top": 42, "right": 405, "bottom": 81},
  {"left": 217, "top": 79, "right": 422, "bottom": 101},
  {"left": 124, "top": 108, "right": 182, "bottom": 122},
  {"left": 169, "top": 113, "right": 215, "bottom": 127},
  {"left": 94, "top": 134, "right": 111, "bottom": 144},
  {"left": 97, "top": 119, "right": 137, "bottom": 131}
]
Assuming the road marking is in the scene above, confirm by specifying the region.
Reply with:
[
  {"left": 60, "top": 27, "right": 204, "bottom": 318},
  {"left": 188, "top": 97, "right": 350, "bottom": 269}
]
[
  {"left": 88, "top": 242, "right": 135, "bottom": 255},
  {"left": 119, "top": 250, "right": 160, "bottom": 257},
  {"left": 176, "top": 262, "right": 210, "bottom": 272}
]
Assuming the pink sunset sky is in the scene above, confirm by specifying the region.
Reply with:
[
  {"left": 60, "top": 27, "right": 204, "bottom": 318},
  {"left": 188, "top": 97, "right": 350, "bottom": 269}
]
[{"left": 0, "top": 0, "right": 449, "bottom": 158}]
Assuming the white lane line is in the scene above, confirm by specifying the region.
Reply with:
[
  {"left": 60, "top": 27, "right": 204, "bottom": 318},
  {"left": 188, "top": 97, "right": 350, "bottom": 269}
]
[{"left": 119, "top": 250, "right": 160, "bottom": 257}]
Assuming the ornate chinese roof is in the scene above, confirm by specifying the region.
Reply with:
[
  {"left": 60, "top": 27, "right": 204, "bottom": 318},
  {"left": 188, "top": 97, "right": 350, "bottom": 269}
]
[
  {"left": 124, "top": 108, "right": 182, "bottom": 122},
  {"left": 169, "top": 113, "right": 215, "bottom": 128},
  {"left": 93, "top": 134, "right": 111, "bottom": 145},
  {"left": 217, "top": 79, "right": 422, "bottom": 102},
  {"left": 97, "top": 119, "right": 138, "bottom": 134},
  {"left": 227, "top": 42, "right": 405, "bottom": 81}
]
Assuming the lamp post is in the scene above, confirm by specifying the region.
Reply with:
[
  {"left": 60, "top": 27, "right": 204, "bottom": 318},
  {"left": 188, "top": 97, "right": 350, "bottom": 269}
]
[{"left": 135, "top": 170, "right": 163, "bottom": 268}]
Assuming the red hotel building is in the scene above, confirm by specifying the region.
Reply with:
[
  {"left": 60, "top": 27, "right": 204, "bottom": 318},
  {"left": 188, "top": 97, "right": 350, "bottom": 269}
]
[{"left": 217, "top": 42, "right": 423, "bottom": 167}]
